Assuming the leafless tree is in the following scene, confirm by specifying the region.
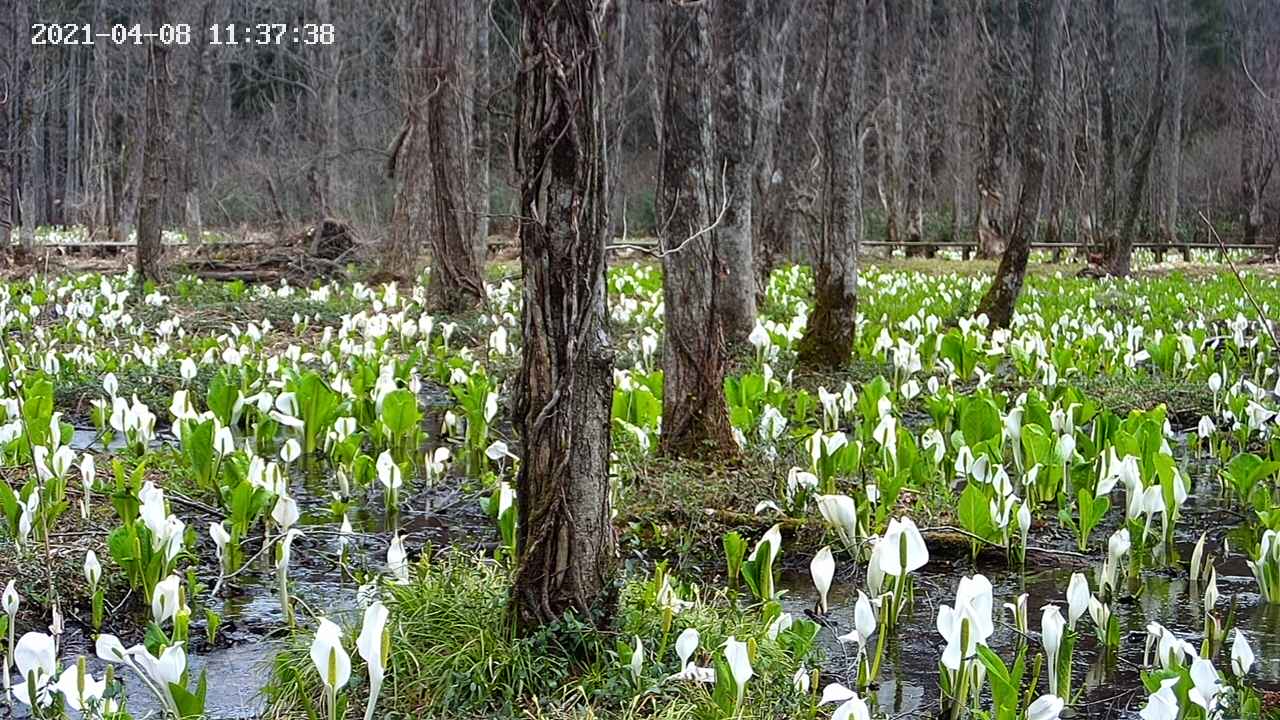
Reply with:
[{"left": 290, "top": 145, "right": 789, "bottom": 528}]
[
  {"left": 796, "top": 0, "right": 864, "bottom": 369},
  {"left": 711, "top": 0, "right": 758, "bottom": 348},
  {"left": 136, "top": 0, "right": 174, "bottom": 283},
  {"left": 386, "top": 0, "right": 485, "bottom": 303},
  {"left": 978, "top": 0, "right": 1063, "bottom": 326},
  {"left": 658, "top": 1, "right": 736, "bottom": 459},
  {"left": 1104, "top": 1, "right": 1170, "bottom": 276}
]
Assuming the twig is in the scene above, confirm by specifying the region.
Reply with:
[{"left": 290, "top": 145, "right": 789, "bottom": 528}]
[
  {"left": 606, "top": 161, "right": 731, "bottom": 257},
  {"left": 1198, "top": 211, "right": 1280, "bottom": 351}
]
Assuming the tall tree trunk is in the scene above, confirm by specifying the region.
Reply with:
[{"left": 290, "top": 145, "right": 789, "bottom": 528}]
[
  {"left": 310, "top": 0, "right": 339, "bottom": 217},
  {"left": 796, "top": 0, "right": 863, "bottom": 370},
  {"left": 1160, "top": 3, "right": 1186, "bottom": 246},
  {"left": 977, "top": 0, "right": 1061, "bottom": 328},
  {"left": 183, "top": 2, "right": 212, "bottom": 246},
  {"left": 16, "top": 0, "right": 35, "bottom": 254},
  {"left": 975, "top": 1, "right": 1008, "bottom": 259},
  {"left": 1098, "top": 0, "right": 1118, "bottom": 233},
  {"left": 756, "top": 5, "right": 815, "bottom": 290},
  {"left": 658, "top": 3, "right": 736, "bottom": 459},
  {"left": 1105, "top": 3, "right": 1169, "bottom": 277},
  {"left": 136, "top": 0, "right": 173, "bottom": 283},
  {"left": 604, "top": 2, "right": 629, "bottom": 239},
  {"left": 712, "top": 0, "right": 758, "bottom": 348},
  {"left": 387, "top": 0, "right": 484, "bottom": 305},
  {"left": 1239, "top": 16, "right": 1265, "bottom": 246},
  {"left": 511, "top": 0, "right": 616, "bottom": 630},
  {"left": 469, "top": 1, "right": 491, "bottom": 258}
]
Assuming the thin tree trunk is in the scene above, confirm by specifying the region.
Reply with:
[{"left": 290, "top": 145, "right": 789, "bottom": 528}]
[
  {"left": 1161, "top": 4, "right": 1186, "bottom": 246},
  {"left": 796, "top": 0, "right": 863, "bottom": 370},
  {"left": 658, "top": 2, "right": 736, "bottom": 459},
  {"left": 604, "top": 2, "right": 629, "bottom": 239},
  {"left": 469, "top": 1, "right": 491, "bottom": 258},
  {"left": 977, "top": 0, "right": 1061, "bottom": 328},
  {"left": 310, "top": 0, "right": 339, "bottom": 217},
  {"left": 184, "top": 2, "right": 211, "bottom": 246},
  {"left": 16, "top": 0, "right": 35, "bottom": 254},
  {"left": 712, "top": 0, "right": 758, "bottom": 348},
  {"left": 137, "top": 0, "right": 173, "bottom": 283},
  {"left": 1105, "top": 3, "right": 1169, "bottom": 277},
  {"left": 511, "top": 0, "right": 617, "bottom": 630},
  {"left": 1098, "top": 0, "right": 1118, "bottom": 231}
]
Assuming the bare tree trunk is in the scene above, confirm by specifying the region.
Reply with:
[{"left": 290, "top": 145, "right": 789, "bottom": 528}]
[
  {"left": 712, "top": 0, "right": 758, "bottom": 348},
  {"left": 1160, "top": 3, "right": 1186, "bottom": 247},
  {"left": 978, "top": 0, "right": 1061, "bottom": 328},
  {"left": 310, "top": 0, "right": 339, "bottom": 217},
  {"left": 1238, "top": 16, "right": 1268, "bottom": 247},
  {"left": 511, "top": 0, "right": 617, "bottom": 630},
  {"left": 0, "top": 13, "right": 12, "bottom": 249},
  {"left": 183, "top": 3, "right": 211, "bottom": 246},
  {"left": 1098, "top": 0, "right": 1118, "bottom": 233},
  {"left": 16, "top": 0, "right": 35, "bottom": 254},
  {"left": 137, "top": 0, "right": 173, "bottom": 283},
  {"left": 1105, "top": 3, "right": 1169, "bottom": 277},
  {"left": 974, "top": 3, "right": 1008, "bottom": 260},
  {"left": 796, "top": 0, "right": 863, "bottom": 370},
  {"left": 387, "top": 0, "right": 484, "bottom": 305},
  {"left": 658, "top": 3, "right": 736, "bottom": 459},
  {"left": 604, "top": 2, "right": 629, "bottom": 240},
  {"left": 756, "top": 5, "right": 815, "bottom": 290},
  {"left": 469, "top": 1, "right": 492, "bottom": 257}
]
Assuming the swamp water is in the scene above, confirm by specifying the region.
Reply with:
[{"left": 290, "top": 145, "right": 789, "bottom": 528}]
[{"left": 15, "top": 422, "right": 1278, "bottom": 719}]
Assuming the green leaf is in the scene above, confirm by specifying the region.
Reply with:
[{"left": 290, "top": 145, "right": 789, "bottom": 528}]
[
  {"left": 957, "top": 482, "right": 996, "bottom": 542},
  {"left": 960, "top": 398, "right": 1002, "bottom": 446},
  {"left": 380, "top": 388, "right": 421, "bottom": 436}
]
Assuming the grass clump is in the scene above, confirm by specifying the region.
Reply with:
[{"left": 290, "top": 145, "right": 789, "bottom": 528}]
[{"left": 262, "top": 553, "right": 821, "bottom": 720}]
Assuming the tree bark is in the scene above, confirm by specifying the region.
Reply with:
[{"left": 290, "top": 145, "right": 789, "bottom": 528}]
[
  {"left": 16, "top": 0, "right": 35, "bottom": 254},
  {"left": 1098, "top": 0, "right": 1118, "bottom": 233},
  {"left": 469, "top": 1, "right": 492, "bottom": 258},
  {"left": 387, "top": 0, "right": 484, "bottom": 306},
  {"left": 136, "top": 0, "right": 173, "bottom": 284},
  {"left": 309, "top": 0, "right": 339, "bottom": 217},
  {"left": 658, "top": 2, "right": 737, "bottom": 459},
  {"left": 1160, "top": 3, "right": 1186, "bottom": 247},
  {"left": 974, "top": 1, "right": 1009, "bottom": 259},
  {"left": 511, "top": 0, "right": 617, "bottom": 631},
  {"left": 1104, "top": 3, "right": 1169, "bottom": 277},
  {"left": 755, "top": 4, "right": 814, "bottom": 290},
  {"left": 183, "top": 2, "right": 212, "bottom": 246},
  {"left": 796, "top": 0, "right": 863, "bottom": 370},
  {"left": 712, "top": 0, "right": 758, "bottom": 349},
  {"left": 977, "top": 0, "right": 1061, "bottom": 328}
]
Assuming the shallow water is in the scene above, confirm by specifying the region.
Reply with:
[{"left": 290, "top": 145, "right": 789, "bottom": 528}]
[{"left": 780, "top": 477, "right": 1280, "bottom": 719}]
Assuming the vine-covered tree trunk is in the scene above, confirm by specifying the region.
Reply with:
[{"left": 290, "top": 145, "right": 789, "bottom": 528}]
[
  {"left": 712, "top": 0, "right": 758, "bottom": 349},
  {"left": 977, "top": 0, "right": 1061, "bottom": 328},
  {"left": 659, "top": 3, "right": 737, "bottom": 459},
  {"left": 796, "top": 0, "right": 863, "bottom": 370},
  {"left": 511, "top": 0, "right": 617, "bottom": 630},
  {"left": 136, "top": 0, "right": 172, "bottom": 283}
]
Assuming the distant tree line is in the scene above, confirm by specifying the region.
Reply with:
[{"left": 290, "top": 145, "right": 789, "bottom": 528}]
[{"left": 1, "top": 0, "right": 1277, "bottom": 274}]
